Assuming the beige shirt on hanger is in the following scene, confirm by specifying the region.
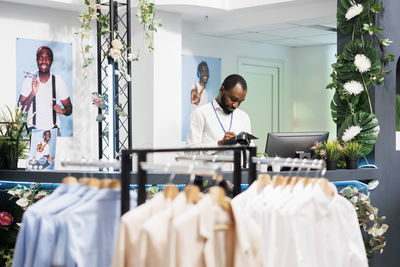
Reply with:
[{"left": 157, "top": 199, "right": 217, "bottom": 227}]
[
  {"left": 136, "top": 192, "right": 195, "bottom": 267},
  {"left": 168, "top": 195, "right": 265, "bottom": 267},
  {"left": 111, "top": 193, "right": 167, "bottom": 267}
]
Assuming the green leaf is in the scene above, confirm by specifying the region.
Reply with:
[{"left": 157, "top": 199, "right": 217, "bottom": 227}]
[
  {"left": 371, "top": 2, "right": 383, "bottom": 13},
  {"left": 337, "top": 111, "right": 380, "bottom": 157},
  {"left": 396, "top": 95, "right": 400, "bottom": 131}
]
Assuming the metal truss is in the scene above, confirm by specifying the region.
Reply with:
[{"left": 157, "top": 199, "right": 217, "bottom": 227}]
[{"left": 97, "top": 0, "right": 132, "bottom": 160}]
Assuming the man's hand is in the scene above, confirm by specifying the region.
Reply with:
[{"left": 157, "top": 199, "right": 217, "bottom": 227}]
[
  {"left": 32, "top": 78, "right": 39, "bottom": 94},
  {"left": 218, "top": 132, "right": 236, "bottom": 146},
  {"left": 53, "top": 104, "right": 65, "bottom": 115}
]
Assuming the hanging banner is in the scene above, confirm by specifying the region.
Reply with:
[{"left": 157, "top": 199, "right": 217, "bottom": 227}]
[{"left": 181, "top": 55, "right": 221, "bottom": 141}]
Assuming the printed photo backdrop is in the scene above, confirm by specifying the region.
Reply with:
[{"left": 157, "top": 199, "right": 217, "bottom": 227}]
[
  {"left": 27, "top": 128, "right": 57, "bottom": 170},
  {"left": 181, "top": 55, "right": 221, "bottom": 141},
  {"left": 16, "top": 38, "right": 73, "bottom": 137}
]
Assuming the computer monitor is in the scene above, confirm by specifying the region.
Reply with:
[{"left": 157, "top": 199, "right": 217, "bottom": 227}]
[{"left": 265, "top": 131, "right": 329, "bottom": 158}]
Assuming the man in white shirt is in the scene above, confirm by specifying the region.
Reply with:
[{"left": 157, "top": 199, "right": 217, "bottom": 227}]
[
  {"left": 186, "top": 74, "right": 251, "bottom": 147},
  {"left": 18, "top": 46, "right": 72, "bottom": 131}
]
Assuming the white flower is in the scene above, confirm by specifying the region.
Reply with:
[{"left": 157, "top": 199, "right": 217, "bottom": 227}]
[
  {"left": 16, "top": 198, "right": 29, "bottom": 208},
  {"left": 342, "top": 125, "right": 362, "bottom": 142},
  {"left": 345, "top": 2, "right": 363, "bottom": 21},
  {"left": 380, "top": 38, "right": 393, "bottom": 47},
  {"left": 114, "top": 69, "right": 121, "bottom": 76},
  {"left": 127, "top": 53, "right": 137, "bottom": 61},
  {"left": 111, "top": 39, "right": 123, "bottom": 50},
  {"left": 109, "top": 47, "right": 121, "bottom": 60},
  {"left": 343, "top": 80, "right": 364, "bottom": 96},
  {"left": 354, "top": 54, "right": 371, "bottom": 73}
]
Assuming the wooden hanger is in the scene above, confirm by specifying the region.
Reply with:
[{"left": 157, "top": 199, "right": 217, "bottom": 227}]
[
  {"left": 317, "top": 178, "right": 335, "bottom": 197},
  {"left": 209, "top": 186, "right": 233, "bottom": 231},
  {"left": 282, "top": 176, "right": 293, "bottom": 188},
  {"left": 78, "top": 177, "right": 90, "bottom": 185},
  {"left": 163, "top": 184, "right": 179, "bottom": 200},
  {"left": 99, "top": 178, "right": 113, "bottom": 189},
  {"left": 86, "top": 178, "right": 100, "bottom": 188},
  {"left": 303, "top": 177, "right": 312, "bottom": 187},
  {"left": 289, "top": 176, "right": 301, "bottom": 191},
  {"left": 256, "top": 173, "right": 271, "bottom": 190},
  {"left": 62, "top": 176, "right": 77, "bottom": 184},
  {"left": 108, "top": 180, "right": 121, "bottom": 189},
  {"left": 184, "top": 185, "right": 201, "bottom": 204},
  {"left": 272, "top": 174, "right": 284, "bottom": 188}
]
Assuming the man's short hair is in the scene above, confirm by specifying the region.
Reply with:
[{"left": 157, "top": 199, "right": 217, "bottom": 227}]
[
  {"left": 197, "top": 61, "right": 208, "bottom": 72},
  {"left": 222, "top": 74, "right": 247, "bottom": 91},
  {"left": 36, "top": 46, "right": 53, "bottom": 60}
]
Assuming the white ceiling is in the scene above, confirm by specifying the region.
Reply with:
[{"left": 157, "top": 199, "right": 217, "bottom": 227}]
[
  {"left": 1, "top": 0, "right": 337, "bottom": 47},
  {"left": 201, "top": 16, "right": 337, "bottom": 47}
]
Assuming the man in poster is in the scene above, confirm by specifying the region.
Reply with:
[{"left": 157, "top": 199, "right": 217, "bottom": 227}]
[{"left": 18, "top": 46, "right": 72, "bottom": 131}]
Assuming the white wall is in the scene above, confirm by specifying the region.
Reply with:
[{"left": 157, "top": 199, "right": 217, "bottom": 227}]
[
  {"left": 0, "top": 2, "right": 98, "bottom": 169},
  {"left": 292, "top": 44, "right": 337, "bottom": 138}
]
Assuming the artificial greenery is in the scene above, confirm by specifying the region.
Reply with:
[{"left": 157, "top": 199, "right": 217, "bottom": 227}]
[
  {"left": 0, "top": 183, "right": 50, "bottom": 266},
  {"left": 396, "top": 95, "right": 400, "bottom": 131},
  {"left": 337, "top": 111, "right": 379, "bottom": 157},
  {"left": 343, "top": 140, "right": 361, "bottom": 159},
  {"left": 339, "top": 185, "right": 388, "bottom": 258},
  {"left": 0, "top": 106, "right": 31, "bottom": 160},
  {"left": 328, "top": 0, "right": 394, "bottom": 158}
]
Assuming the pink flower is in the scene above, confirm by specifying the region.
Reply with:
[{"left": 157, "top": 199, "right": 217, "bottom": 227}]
[
  {"left": 338, "top": 145, "right": 344, "bottom": 152},
  {"left": 142, "top": 4, "right": 148, "bottom": 11},
  {"left": 92, "top": 94, "right": 102, "bottom": 107},
  {"left": 320, "top": 150, "right": 326, "bottom": 157},
  {"left": 0, "top": 211, "right": 14, "bottom": 226},
  {"left": 311, "top": 146, "right": 316, "bottom": 150}
]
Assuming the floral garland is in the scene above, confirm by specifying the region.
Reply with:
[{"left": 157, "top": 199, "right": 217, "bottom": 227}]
[
  {"left": 339, "top": 185, "right": 388, "bottom": 258},
  {"left": 327, "top": 0, "right": 394, "bottom": 157},
  {"left": 77, "top": 0, "right": 161, "bottom": 122}
]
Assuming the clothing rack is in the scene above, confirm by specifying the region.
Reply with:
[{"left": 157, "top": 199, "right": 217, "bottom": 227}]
[{"left": 120, "top": 145, "right": 257, "bottom": 215}]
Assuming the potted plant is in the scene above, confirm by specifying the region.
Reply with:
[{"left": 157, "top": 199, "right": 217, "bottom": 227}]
[
  {"left": 342, "top": 140, "right": 361, "bottom": 169},
  {"left": 312, "top": 139, "right": 343, "bottom": 170},
  {"left": 325, "top": 140, "right": 342, "bottom": 170},
  {"left": 0, "top": 106, "right": 30, "bottom": 169}
]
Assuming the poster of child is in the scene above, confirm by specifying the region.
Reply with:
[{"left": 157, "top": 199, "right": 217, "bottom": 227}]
[{"left": 27, "top": 129, "right": 57, "bottom": 170}]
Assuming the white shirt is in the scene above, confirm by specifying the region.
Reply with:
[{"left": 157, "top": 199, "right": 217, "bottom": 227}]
[
  {"left": 190, "top": 82, "right": 209, "bottom": 112},
  {"left": 186, "top": 98, "right": 251, "bottom": 147},
  {"left": 20, "top": 73, "right": 70, "bottom": 130},
  {"left": 35, "top": 142, "right": 49, "bottom": 159}
]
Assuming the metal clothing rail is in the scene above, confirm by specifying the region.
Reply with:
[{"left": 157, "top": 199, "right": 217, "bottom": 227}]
[
  {"left": 120, "top": 146, "right": 257, "bottom": 215},
  {"left": 175, "top": 154, "right": 234, "bottom": 162},
  {"left": 61, "top": 159, "right": 121, "bottom": 170},
  {"left": 140, "top": 162, "right": 223, "bottom": 177},
  {"left": 252, "top": 156, "right": 326, "bottom": 172}
]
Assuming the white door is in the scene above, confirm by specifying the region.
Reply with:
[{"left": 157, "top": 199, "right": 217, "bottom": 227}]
[{"left": 239, "top": 58, "right": 281, "bottom": 153}]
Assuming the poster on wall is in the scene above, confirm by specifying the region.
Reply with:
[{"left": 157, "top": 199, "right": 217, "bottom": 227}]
[
  {"left": 27, "top": 128, "right": 57, "bottom": 170},
  {"left": 181, "top": 55, "right": 221, "bottom": 141},
  {"left": 16, "top": 38, "right": 73, "bottom": 137}
]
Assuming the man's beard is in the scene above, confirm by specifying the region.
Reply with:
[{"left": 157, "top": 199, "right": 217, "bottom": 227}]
[{"left": 220, "top": 94, "right": 233, "bottom": 115}]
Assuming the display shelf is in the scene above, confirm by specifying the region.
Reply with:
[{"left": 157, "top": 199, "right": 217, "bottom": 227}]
[{"left": 0, "top": 168, "right": 379, "bottom": 184}]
